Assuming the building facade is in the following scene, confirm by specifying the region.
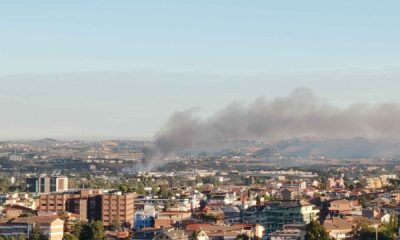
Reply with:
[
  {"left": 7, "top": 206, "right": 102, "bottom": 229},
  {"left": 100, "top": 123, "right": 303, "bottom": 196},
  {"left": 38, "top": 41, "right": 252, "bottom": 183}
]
[
  {"left": 0, "top": 216, "right": 64, "bottom": 240},
  {"left": 243, "top": 201, "right": 319, "bottom": 234},
  {"left": 39, "top": 189, "right": 134, "bottom": 227},
  {"left": 27, "top": 176, "right": 68, "bottom": 194}
]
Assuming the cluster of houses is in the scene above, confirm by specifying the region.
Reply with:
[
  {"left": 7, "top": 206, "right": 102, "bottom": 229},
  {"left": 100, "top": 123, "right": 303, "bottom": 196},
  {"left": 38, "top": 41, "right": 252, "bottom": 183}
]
[{"left": 0, "top": 172, "right": 399, "bottom": 239}]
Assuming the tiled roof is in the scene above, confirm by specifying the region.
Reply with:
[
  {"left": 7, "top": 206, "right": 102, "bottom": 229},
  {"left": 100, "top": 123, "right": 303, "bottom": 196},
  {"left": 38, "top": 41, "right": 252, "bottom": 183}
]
[{"left": 11, "top": 216, "right": 61, "bottom": 224}]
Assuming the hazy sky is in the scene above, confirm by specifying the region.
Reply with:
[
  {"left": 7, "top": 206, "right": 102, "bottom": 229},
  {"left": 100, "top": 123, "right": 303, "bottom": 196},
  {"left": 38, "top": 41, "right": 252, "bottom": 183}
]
[{"left": 1, "top": 1, "right": 400, "bottom": 140}]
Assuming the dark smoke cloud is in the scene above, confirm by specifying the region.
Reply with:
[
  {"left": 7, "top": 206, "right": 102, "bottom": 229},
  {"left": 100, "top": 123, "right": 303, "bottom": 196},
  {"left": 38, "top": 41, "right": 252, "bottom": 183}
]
[{"left": 142, "top": 88, "right": 400, "bottom": 166}]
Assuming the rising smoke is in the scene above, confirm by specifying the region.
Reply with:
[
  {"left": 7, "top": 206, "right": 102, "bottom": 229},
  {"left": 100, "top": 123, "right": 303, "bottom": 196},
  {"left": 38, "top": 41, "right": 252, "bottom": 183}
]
[{"left": 142, "top": 88, "right": 400, "bottom": 166}]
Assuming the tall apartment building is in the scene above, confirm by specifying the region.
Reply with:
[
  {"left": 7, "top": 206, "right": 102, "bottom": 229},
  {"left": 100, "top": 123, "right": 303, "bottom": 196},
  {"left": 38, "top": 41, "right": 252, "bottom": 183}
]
[
  {"left": 39, "top": 189, "right": 94, "bottom": 220},
  {"left": 100, "top": 191, "right": 135, "bottom": 227},
  {"left": 26, "top": 175, "right": 68, "bottom": 193},
  {"left": 39, "top": 189, "right": 135, "bottom": 227},
  {"left": 243, "top": 201, "right": 319, "bottom": 234}
]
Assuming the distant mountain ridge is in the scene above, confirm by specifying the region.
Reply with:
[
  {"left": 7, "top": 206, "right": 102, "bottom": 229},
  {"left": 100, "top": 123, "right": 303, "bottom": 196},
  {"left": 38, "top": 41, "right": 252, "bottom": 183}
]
[{"left": 255, "top": 138, "right": 400, "bottom": 159}]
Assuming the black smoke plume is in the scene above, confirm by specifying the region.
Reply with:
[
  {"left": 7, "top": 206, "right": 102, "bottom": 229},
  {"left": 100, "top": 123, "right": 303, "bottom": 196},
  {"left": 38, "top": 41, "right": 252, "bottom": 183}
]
[{"left": 142, "top": 88, "right": 400, "bottom": 167}]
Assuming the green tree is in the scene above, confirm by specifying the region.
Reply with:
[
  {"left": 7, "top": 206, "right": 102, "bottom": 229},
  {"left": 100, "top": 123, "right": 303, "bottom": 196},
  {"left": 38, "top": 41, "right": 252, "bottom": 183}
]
[
  {"left": 63, "top": 234, "right": 79, "bottom": 240},
  {"left": 135, "top": 182, "right": 145, "bottom": 194},
  {"left": 305, "top": 220, "right": 329, "bottom": 240},
  {"left": 347, "top": 220, "right": 398, "bottom": 240},
  {"left": 347, "top": 224, "right": 378, "bottom": 240},
  {"left": 4, "top": 235, "right": 28, "bottom": 240},
  {"left": 151, "top": 185, "right": 159, "bottom": 194},
  {"left": 159, "top": 184, "right": 170, "bottom": 199},
  {"left": 192, "top": 231, "right": 200, "bottom": 240},
  {"left": 235, "top": 234, "right": 249, "bottom": 240},
  {"left": 118, "top": 184, "right": 129, "bottom": 193},
  {"left": 0, "top": 178, "right": 10, "bottom": 193},
  {"left": 29, "top": 224, "right": 48, "bottom": 240},
  {"left": 16, "top": 235, "right": 27, "bottom": 240},
  {"left": 79, "top": 221, "right": 106, "bottom": 240},
  {"left": 71, "top": 221, "right": 83, "bottom": 238}
]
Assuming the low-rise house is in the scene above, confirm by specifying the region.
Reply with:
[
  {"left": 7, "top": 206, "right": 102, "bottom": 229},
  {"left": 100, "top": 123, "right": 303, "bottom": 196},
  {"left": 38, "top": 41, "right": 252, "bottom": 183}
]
[
  {"left": 269, "top": 224, "right": 306, "bottom": 240},
  {"left": 107, "top": 230, "right": 130, "bottom": 240},
  {"left": 323, "top": 218, "right": 353, "bottom": 240},
  {"left": 153, "top": 211, "right": 192, "bottom": 229},
  {"left": 328, "top": 199, "right": 361, "bottom": 216},
  {"left": 362, "top": 208, "right": 392, "bottom": 224},
  {"left": 135, "top": 205, "right": 157, "bottom": 230},
  {"left": 343, "top": 215, "right": 380, "bottom": 228},
  {"left": 2, "top": 205, "right": 36, "bottom": 218},
  {"left": 367, "top": 197, "right": 391, "bottom": 207},
  {"left": 208, "top": 192, "right": 237, "bottom": 205},
  {"left": 0, "top": 193, "right": 38, "bottom": 211},
  {"left": 281, "top": 189, "right": 298, "bottom": 201},
  {"left": 131, "top": 229, "right": 165, "bottom": 240},
  {"left": 153, "top": 229, "right": 192, "bottom": 240},
  {"left": 221, "top": 205, "right": 242, "bottom": 224},
  {"left": 186, "top": 223, "right": 264, "bottom": 240}
]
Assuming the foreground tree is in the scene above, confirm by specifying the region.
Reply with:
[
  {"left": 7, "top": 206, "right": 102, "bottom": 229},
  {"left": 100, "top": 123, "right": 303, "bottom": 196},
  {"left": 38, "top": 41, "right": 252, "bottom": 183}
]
[
  {"left": 235, "top": 234, "right": 249, "bottom": 240},
  {"left": 347, "top": 223, "right": 397, "bottom": 240},
  {"left": 0, "top": 236, "right": 27, "bottom": 240},
  {"left": 29, "top": 224, "right": 48, "bottom": 240},
  {"left": 79, "top": 221, "right": 106, "bottom": 240},
  {"left": 305, "top": 220, "right": 329, "bottom": 240},
  {"left": 63, "top": 234, "right": 78, "bottom": 240}
]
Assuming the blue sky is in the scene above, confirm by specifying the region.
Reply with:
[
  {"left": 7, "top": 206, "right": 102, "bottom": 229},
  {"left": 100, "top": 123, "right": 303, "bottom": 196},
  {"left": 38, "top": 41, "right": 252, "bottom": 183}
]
[{"left": 1, "top": 1, "right": 400, "bottom": 139}]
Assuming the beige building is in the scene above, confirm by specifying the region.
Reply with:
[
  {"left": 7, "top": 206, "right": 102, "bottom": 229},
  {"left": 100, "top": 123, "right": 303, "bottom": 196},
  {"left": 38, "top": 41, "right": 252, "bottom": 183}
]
[
  {"left": 0, "top": 216, "right": 64, "bottom": 240},
  {"left": 324, "top": 218, "right": 353, "bottom": 240},
  {"left": 364, "top": 175, "right": 395, "bottom": 189},
  {"left": 186, "top": 223, "right": 264, "bottom": 240},
  {"left": 328, "top": 199, "right": 362, "bottom": 216},
  {"left": 101, "top": 191, "right": 135, "bottom": 227}
]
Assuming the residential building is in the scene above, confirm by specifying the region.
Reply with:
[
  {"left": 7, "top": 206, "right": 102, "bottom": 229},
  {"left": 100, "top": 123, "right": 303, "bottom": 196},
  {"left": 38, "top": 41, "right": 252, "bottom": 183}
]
[
  {"left": 2, "top": 205, "right": 35, "bottom": 218},
  {"left": 0, "top": 193, "right": 38, "bottom": 211},
  {"left": 39, "top": 189, "right": 135, "bottom": 227},
  {"left": 130, "top": 229, "right": 165, "bottom": 240},
  {"left": 221, "top": 205, "right": 242, "bottom": 224},
  {"left": 0, "top": 216, "right": 64, "bottom": 240},
  {"left": 281, "top": 189, "right": 298, "bottom": 201},
  {"left": 243, "top": 201, "right": 319, "bottom": 234},
  {"left": 323, "top": 218, "right": 353, "bottom": 240},
  {"left": 153, "top": 229, "right": 192, "bottom": 240},
  {"left": 154, "top": 211, "right": 192, "bottom": 229},
  {"left": 27, "top": 176, "right": 68, "bottom": 193},
  {"left": 134, "top": 205, "right": 157, "bottom": 229},
  {"left": 328, "top": 199, "right": 362, "bottom": 217},
  {"left": 186, "top": 223, "right": 264, "bottom": 240},
  {"left": 39, "top": 189, "right": 93, "bottom": 220},
  {"left": 269, "top": 224, "right": 306, "bottom": 240},
  {"left": 100, "top": 190, "right": 135, "bottom": 227},
  {"left": 326, "top": 177, "right": 345, "bottom": 191}
]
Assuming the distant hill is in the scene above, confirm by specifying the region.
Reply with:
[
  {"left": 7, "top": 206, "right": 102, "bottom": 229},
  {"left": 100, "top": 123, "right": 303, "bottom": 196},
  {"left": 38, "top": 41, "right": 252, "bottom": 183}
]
[{"left": 255, "top": 138, "right": 400, "bottom": 159}]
